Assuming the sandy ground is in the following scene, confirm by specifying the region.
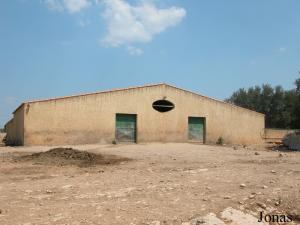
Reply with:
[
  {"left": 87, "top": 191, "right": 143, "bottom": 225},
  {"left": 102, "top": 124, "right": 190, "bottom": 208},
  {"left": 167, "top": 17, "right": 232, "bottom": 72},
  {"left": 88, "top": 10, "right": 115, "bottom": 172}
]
[{"left": 0, "top": 143, "right": 299, "bottom": 225}]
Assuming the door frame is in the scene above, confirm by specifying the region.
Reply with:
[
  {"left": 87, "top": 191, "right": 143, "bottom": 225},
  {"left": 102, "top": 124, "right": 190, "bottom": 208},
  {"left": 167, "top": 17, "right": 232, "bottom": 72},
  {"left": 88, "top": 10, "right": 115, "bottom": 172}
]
[
  {"left": 187, "top": 116, "right": 206, "bottom": 143},
  {"left": 115, "top": 113, "right": 137, "bottom": 143}
]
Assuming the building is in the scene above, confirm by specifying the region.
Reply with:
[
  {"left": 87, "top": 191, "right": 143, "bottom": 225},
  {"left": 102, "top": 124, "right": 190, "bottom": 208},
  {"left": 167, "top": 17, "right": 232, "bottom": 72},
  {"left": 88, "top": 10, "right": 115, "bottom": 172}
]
[{"left": 5, "top": 83, "right": 265, "bottom": 146}]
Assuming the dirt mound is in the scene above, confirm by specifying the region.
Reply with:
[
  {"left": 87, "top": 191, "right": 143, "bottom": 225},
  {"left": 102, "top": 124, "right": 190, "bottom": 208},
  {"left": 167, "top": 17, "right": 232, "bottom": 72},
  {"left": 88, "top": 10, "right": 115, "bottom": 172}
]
[
  {"left": 32, "top": 148, "right": 97, "bottom": 160},
  {"left": 19, "top": 148, "right": 130, "bottom": 167}
]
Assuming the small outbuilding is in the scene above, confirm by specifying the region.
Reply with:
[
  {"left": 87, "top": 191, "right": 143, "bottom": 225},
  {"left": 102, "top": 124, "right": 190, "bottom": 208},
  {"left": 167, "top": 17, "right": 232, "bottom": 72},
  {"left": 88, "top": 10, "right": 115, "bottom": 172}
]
[{"left": 5, "top": 83, "right": 265, "bottom": 146}]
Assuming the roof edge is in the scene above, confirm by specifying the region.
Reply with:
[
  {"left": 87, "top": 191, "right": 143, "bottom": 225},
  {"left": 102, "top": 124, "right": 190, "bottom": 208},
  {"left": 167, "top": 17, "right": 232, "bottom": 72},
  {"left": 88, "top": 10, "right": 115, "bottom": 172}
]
[
  {"left": 12, "top": 82, "right": 264, "bottom": 116},
  {"left": 13, "top": 83, "right": 166, "bottom": 114},
  {"left": 13, "top": 103, "right": 25, "bottom": 114},
  {"left": 165, "top": 84, "right": 265, "bottom": 116}
]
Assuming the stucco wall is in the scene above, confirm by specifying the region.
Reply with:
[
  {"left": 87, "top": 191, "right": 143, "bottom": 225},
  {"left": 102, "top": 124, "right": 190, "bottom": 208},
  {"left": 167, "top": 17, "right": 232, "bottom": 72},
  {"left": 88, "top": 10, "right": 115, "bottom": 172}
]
[
  {"left": 22, "top": 84, "right": 264, "bottom": 146},
  {"left": 5, "top": 106, "right": 24, "bottom": 145},
  {"left": 4, "top": 120, "right": 13, "bottom": 144},
  {"left": 164, "top": 86, "right": 265, "bottom": 145},
  {"left": 264, "top": 128, "right": 299, "bottom": 143},
  {"left": 0, "top": 133, "right": 5, "bottom": 146}
]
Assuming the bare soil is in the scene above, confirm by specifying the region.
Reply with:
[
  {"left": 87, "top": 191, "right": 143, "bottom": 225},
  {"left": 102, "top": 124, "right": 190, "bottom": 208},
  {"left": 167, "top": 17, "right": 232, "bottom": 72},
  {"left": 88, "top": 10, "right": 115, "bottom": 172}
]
[{"left": 0, "top": 143, "right": 299, "bottom": 225}]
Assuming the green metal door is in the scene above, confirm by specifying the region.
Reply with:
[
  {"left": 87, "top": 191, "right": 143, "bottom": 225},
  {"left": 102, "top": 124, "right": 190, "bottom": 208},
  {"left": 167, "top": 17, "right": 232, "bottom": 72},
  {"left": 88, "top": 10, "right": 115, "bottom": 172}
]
[
  {"left": 188, "top": 117, "right": 204, "bottom": 142},
  {"left": 115, "top": 114, "right": 137, "bottom": 143}
]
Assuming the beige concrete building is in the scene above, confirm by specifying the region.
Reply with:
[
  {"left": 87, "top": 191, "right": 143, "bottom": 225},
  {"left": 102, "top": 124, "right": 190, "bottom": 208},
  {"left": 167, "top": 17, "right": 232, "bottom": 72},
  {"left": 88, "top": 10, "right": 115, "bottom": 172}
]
[{"left": 5, "top": 83, "right": 265, "bottom": 146}]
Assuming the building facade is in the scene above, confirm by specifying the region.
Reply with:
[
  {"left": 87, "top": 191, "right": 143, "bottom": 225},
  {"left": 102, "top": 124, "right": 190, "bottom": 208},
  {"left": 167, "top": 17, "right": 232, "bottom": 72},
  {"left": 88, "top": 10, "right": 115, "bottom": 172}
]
[{"left": 5, "top": 83, "right": 265, "bottom": 146}]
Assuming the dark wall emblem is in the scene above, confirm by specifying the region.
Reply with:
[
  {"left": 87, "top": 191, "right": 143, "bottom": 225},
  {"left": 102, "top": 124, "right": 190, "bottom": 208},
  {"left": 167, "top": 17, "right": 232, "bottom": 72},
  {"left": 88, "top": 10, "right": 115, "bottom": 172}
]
[{"left": 152, "top": 100, "right": 175, "bottom": 112}]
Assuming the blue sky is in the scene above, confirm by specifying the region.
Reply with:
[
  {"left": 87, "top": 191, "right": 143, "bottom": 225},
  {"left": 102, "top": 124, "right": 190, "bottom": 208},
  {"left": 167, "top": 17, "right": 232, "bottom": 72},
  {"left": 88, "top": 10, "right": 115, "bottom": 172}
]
[{"left": 0, "top": 0, "right": 300, "bottom": 127}]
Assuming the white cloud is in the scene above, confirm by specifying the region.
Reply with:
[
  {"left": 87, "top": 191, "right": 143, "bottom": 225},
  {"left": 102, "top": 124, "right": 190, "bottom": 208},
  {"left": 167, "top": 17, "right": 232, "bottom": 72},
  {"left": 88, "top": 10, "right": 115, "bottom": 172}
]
[
  {"left": 101, "top": 0, "right": 186, "bottom": 47},
  {"left": 63, "top": 0, "right": 91, "bottom": 13},
  {"left": 127, "top": 46, "right": 143, "bottom": 56},
  {"left": 44, "top": 0, "right": 64, "bottom": 11},
  {"left": 43, "top": 0, "right": 91, "bottom": 13}
]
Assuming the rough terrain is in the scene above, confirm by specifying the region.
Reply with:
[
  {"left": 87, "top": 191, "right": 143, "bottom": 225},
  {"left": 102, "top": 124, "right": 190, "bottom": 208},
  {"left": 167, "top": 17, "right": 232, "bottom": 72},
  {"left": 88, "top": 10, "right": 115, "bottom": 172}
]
[{"left": 0, "top": 143, "right": 299, "bottom": 225}]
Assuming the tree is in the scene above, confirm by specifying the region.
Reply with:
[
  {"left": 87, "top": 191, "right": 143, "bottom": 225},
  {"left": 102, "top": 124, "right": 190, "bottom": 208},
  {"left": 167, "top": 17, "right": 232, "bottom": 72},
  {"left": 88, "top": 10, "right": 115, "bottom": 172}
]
[
  {"left": 294, "top": 78, "right": 300, "bottom": 128},
  {"left": 226, "top": 78, "right": 300, "bottom": 129},
  {"left": 295, "top": 78, "right": 300, "bottom": 93}
]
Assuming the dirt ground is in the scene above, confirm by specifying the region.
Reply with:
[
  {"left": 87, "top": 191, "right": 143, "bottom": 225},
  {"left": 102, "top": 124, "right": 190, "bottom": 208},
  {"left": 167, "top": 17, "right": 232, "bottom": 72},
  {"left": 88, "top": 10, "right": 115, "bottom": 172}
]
[{"left": 0, "top": 143, "right": 299, "bottom": 225}]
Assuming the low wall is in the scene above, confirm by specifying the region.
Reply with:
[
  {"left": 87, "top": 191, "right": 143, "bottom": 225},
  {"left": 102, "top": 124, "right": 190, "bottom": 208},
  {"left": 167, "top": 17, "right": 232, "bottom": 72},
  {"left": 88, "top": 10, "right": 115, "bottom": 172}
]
[
  {"left": 0, "top": 133, "right": 6, "bottom": 146},
  {"left": 264, "top": 129, "right": 299, "bottom": 143}
]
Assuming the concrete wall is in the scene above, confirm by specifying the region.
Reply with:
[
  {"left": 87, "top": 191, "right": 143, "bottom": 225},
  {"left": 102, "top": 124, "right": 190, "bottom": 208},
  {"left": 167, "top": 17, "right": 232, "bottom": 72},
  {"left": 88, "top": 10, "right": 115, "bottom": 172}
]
[
  {"left": 164, "top": 86, "right": 265, "bottom": 145},
  {"left": 0, "top": 133, "right": 5, "bottom": 146},
  {"left": 5, "top": 106, "right": 24, "bottom": 145},
  {"left": 4, "top": 120, "right": 13, "bottom": 144},
  {"left": 264, "top": 128, "right": 299, "bottom": 143},
  {"left": 21, "top": 84, "right": 265, "bottom": 146}
]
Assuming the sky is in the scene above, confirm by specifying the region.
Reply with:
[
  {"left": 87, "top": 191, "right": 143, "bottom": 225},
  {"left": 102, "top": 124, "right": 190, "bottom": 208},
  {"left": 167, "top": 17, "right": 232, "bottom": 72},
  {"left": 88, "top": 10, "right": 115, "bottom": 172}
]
[{"left": 0, "top": 0, "right": 300, "bottom": 127}]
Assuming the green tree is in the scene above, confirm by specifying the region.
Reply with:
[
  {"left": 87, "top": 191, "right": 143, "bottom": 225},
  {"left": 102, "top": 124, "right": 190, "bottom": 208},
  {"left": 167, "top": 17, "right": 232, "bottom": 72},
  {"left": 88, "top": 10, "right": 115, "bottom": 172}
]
[
  {"left": 226, "top": 79, "right": 300, "bottom": 129},
  {"left": 295, "top": 78, "right": 300, "bottom": 93},
  {"left": 294, "top": 78, "right": 300, "bottom": 128}
]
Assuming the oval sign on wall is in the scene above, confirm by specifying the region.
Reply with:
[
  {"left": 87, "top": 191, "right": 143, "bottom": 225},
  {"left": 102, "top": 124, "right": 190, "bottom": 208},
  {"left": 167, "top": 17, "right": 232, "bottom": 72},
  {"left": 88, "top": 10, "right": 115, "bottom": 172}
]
[{"left": 152, "top": 100, "right": 175, "bottom": 112}]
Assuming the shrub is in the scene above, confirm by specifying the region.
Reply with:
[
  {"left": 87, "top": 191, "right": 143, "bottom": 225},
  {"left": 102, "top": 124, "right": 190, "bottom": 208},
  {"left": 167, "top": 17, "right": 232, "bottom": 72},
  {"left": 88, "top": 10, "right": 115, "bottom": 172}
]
[
  {"left": 112, "top": 140, "right": 117, "bottom": 145},
  {"left": 216, "top": 136, "right": 224, "bottom": 145}
]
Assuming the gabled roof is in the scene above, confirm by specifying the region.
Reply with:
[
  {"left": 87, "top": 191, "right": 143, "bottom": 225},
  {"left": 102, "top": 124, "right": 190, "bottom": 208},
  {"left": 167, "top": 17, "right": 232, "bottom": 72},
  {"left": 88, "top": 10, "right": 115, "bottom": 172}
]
[{"left": 13, "top": 83, "right": 264, "bottom": 116}]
